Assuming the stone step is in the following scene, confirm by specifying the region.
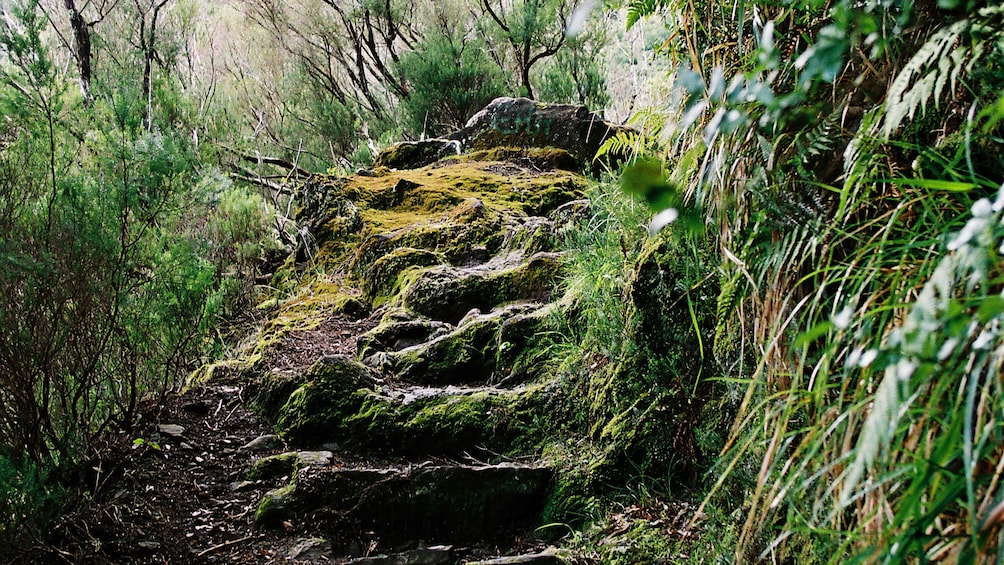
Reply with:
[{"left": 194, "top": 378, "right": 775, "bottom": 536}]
[
  {"left": 258, "top": 462, "right": 552, "bottom": 555},
  {"left": 265, "top": 357, "right": 554, "bottom": 455}
]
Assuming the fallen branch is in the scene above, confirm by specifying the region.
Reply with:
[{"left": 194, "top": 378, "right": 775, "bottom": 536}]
[
  {"left": 221, "top": 146, "right": 313, "bottom": 178},
  {"left": 195, "top": 535, "right": 254, "bottom": 558}
]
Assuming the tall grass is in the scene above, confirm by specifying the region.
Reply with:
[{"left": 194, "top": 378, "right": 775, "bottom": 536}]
[{"left": 617, "top": 0, "right": 1004, "bottom": 561}]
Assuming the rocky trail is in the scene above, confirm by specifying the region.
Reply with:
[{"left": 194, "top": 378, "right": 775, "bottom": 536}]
[{"left": 35, "top": 99, "right": 632, "bottom": 564}]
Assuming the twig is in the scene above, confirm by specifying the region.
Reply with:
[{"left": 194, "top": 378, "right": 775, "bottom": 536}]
[{"left": 195, "top": 535, "right": 254, "bottom": 558}]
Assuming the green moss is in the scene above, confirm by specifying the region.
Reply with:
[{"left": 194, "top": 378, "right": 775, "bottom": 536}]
[
  {"left": 361, "top": 247, "right": 444, "bottom": 306},
  {"left": 247, "top": 452, "right": 300, "bottom": 481},
  {"left": 274, "top": 356, "right": 377, "bottom": 444},
  {"left": 254, "top": 483, "right": 296, "bottom": 528},
  {"left": 401, "top": 252, "right": 564, "bottom": 324}
]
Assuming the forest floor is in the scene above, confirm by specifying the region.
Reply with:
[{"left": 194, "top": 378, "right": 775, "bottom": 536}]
[
  {"left": 29, "top": 307, "right": 555, "bottom": 565},
  {"left": 31, "top": 314, "right": 379, "bottom": 564}
]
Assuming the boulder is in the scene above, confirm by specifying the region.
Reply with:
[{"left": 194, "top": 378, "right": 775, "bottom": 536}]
[
  {"left": 275, "top": 355, "right": 380, "bottom": 444},
  {"left": 374, "top": 139, "right": 462, "bottom": 170},
  {"left": 401, "top": 251, "right": 564, "bottom": 325},
  {"left": 446, "top": 97, "right": 630, "bottom": 167},
  {"left": 290, "top": 462, "right": 553, "bottom": 549}
]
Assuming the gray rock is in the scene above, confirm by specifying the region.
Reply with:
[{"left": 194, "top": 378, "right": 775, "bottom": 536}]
[
  {"left": 287, "top": 537, "right": 331, "bottom": 560},
  {"left": 346, "top": 545, "right": 453, "bottom": 564},
  {"left": 156, "top": 424, "right": 185, "bottom": 437},
  {"left": 445, "top": 97, "right": 631, "bottom": 168},
  {"left": 238, "top": 434, "right": 283, "bottom": 453},
  {"left": 228, "top": 480, "right": 256, "bottom": 492},
  {"left": 466, "top": 548, "right": 566, "bottom": 564}
]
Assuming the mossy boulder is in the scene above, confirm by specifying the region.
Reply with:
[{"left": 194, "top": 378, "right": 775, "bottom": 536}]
[
  {"left": 255, "top": 483, "right": 297, "bottom": 528},
  {"left": 274, "top": 355, "right": 380, "bottom": 445},
  {"left": 272, "top": 381, "right": 557, "bottom": 456},
  {"left": 349, "top": 198, "right": 508, "bottom": 276},
  {"left": 360, "top": 247, "right": 445, "bottom": 306},
  {"left": 361, "top": 302, "right": 555, "bottom": 387},
  {"left": 355, "top": 310, "right": 453, "bottom": 360},
  {"left": 445, "top": 97, "right": 631, "bottom": 168},
  {"left": 290, "top": 463, "right": 553, "bottom": 547},
  {"left": 248, "top": 450, "right": 335, "bottom": 481},
  {"left": 401, "top": 251, "right": 564, "bottom": 325},
  {"left": 374, "top": 139, "right": 462, "bottom": 170}
]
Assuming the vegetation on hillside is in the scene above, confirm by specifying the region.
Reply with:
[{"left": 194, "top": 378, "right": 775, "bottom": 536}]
[{"left": 581, "top": 0, "right": 1004, "bottom": 561}]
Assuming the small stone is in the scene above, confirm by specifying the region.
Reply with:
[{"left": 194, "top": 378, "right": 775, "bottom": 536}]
[
  {"left": 229, "top": 480, "right": 255, "bottom": 492},
  {"left": 179, "top": 442, "right": 194, "bottom": 450},
  {"left": 346, "top": 545, "right": 453, "bottom": 564},
  {"left": 137, "top": 540, "right": 161, "bottom": 551},
  {"left": 465, "top": 548, "right": 565, "bottom": 564},
  {"left": 238, "top": 434, "right": 283, "bottom": 453},
  {"left": 295, "top": 450, "right": 334, "bottom": 468},
  {"left": 287, "top": 537, "right": 329, "bottom": 557},
  {"left": 157, "top": 424, "right": 185, "bottom": 437}
]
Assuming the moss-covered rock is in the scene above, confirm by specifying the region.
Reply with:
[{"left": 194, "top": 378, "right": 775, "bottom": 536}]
[
  {"left": 349, "top": 198, "right": 508, "bottom": 276},
  {"left": 247, "top": 450, "right": 335, "bottom": 481},
  {"left": 373, "top": 139, "right": 462, "bottom": 170},
  {"left": 401, "top": 251, "right": 564, "bottom": 325},
  {"left": 274, "top": 356, "right": 379, "bottom": 445},
  {"left": 355, "top": 310, "right": 453, "bottom": 360},
  {"left": 360, "top": 247, "right": 445, "bottom": 306},
  {"left": 255, "top": 482, "right": 296, "bottom": 529},
  {"left": 361, "top": 302, "right": 555, "bottom": 387},
  {"left": 290, "top": 463, "right": 553, "bottom": 549}
]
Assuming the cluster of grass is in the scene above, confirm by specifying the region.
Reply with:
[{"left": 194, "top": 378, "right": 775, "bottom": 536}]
[
  {"left": 557, "top": 1, "right": 1004, "bottom": 562},
  {"left": 538, "top": 1, "right": 1003, "bottom": 565}
]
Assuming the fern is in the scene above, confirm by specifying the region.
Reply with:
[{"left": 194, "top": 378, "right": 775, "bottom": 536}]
[
  {"left": 626, "top": 0, "right": 665, "bottom": 30},
  {"left": 594, "top": 129, "right": 643, "bottom": 163},
  {"left": 883, "top": 6, "right": 1004, "bottom": 137}
]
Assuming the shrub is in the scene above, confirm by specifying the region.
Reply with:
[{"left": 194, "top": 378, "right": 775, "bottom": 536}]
[{"left": 396, "top": 33, "right": 508, "bottom": 137}]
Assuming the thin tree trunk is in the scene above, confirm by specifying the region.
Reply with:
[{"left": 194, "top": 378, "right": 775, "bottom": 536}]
[{"left": 63, "top": 0, "right": 93, "bottom": 100}]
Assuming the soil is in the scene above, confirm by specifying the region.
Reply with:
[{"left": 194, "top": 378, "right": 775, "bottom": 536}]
[{"left": 15, "top": 313, "right": 379, "bottom": 564}]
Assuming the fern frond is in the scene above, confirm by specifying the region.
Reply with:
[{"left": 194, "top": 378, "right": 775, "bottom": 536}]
[
  {"left": 883, "top": 6, "right": 1004, "bottom": 137},
  {"left": 594, "top": 130, "right": 643, "bottom": 162},
  {"left": 626, "top": 0, "right": 664, "bottom": 30}
]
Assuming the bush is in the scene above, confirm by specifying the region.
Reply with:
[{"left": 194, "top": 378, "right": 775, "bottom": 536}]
[
  {"left": 0, "top": 450, "right": 67, "bottom": 556},
  {"left": 397, "top": 33, "right": 508, "bottom": 137}
]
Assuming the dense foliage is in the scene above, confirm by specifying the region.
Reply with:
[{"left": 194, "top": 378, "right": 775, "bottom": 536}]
[
  {"left": 0, "top": 0, "right": 278, "bottom": 551},
  {"left": 603, "top": 0, "right": 1004, "bottom": 561}
]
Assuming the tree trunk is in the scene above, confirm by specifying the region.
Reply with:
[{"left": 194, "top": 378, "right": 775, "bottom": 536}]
[{"left": 63, "top": 0, "right": 92, "bottom": 100}]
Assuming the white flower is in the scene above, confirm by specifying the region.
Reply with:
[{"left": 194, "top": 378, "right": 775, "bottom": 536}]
[
  {"left": 896, "top": 359, "right": 916, "bottom": 382},
  {"left": 859, "top": 349, "right": 878, "bottom": 367},
  {"left": 833, "top": 306, "right": 853, "bottom": 330},
  {"left": 937, "top": 339, "right": 959, "bottom": 361},
  {"left": 648, "top": 208, "right": 679, "bottom": 235},
  {"left": 972, "top": 198, "right": 993, "bottom": 218}
]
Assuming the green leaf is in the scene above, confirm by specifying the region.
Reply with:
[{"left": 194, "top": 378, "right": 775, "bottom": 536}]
[
  {"left": 976, "top": 296, "right": 1004, "bottom": 323},
  {"left": 620, "top": 157, "right": 680, "bottom": 212}
]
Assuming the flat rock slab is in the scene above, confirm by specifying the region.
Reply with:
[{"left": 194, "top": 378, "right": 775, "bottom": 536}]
[
  {"left": 346, "top": 545, "right": 453, "bottom": 564},
  {"left": 293, "top": 463, "right": 552, "bottom": 546},
  {"left": 467, "top": 548, "right": 566, "bottom": 564}
]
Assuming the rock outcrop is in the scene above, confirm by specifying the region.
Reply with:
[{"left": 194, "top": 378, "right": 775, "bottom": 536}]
[
  {"left": 188, "top": 100, "right": 622, "bottom": 563},
  {"left": 376, "top": 97, "right": 630, "bottom": 171}
]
